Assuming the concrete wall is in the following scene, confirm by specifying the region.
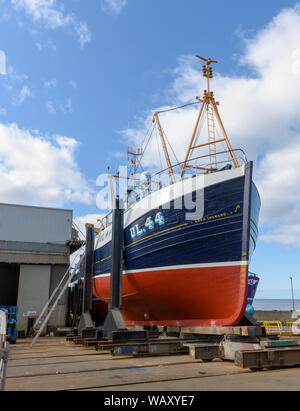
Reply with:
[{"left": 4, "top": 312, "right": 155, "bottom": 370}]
[
  {"left": 17, "top": 265, "right": 51, "bottom": 333},
  {"left": 0, "top": 203, "right": 72, "bottom": 244}
]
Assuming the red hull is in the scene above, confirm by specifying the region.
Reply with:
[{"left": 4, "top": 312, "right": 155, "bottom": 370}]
[{"left": 93, "top": 263, "right": 248, "bottom": 327}]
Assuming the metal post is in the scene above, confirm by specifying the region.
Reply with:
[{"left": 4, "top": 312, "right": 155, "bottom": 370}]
[
  {"left": 103, "top": 196, "right": 127, "bottom": 340},
  {"left": 290, "top": 276, "right": 295, "bottom": 311},
  {"left": 102, "top": 197, "right": 148, "bottom": 343},
  {"left": 110, "top": 196, "right": 123, "bottom": 310},
  {"left": 83, "top": 225, "right": 94, "bottom": 313},
  {"left": 78, "top": 225, "right": 95, "bottom": 334}
]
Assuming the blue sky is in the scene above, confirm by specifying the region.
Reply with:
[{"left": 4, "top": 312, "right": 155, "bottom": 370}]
[{"left": 1, "top": 0, "right": 300, "bottom": 298}]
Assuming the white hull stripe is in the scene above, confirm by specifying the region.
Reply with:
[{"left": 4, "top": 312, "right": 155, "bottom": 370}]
[{"left": 93, "top": 260, "right": 249, "bottom": 279}]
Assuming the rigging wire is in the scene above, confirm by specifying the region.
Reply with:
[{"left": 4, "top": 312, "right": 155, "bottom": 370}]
[
  {"left": 161, "top": 125, "right": 179, "bottom": 165},
  {"left": 155, "top": 100, "right": 202, "bottom": 115},
  {"left": 141, "top": 123, "right": 156, "bottom": 156},
  {"left": 139, "top": 101, "right": 202, "bottom": 169},
  {"left": 141, "top": 122, "right": 155, "bottom": 149},
  {"left": 72, "top": 220, "right": 86, "bottom": 240},
  {"left": 130, "top": 100, "right": 206, "bottom": 176}
]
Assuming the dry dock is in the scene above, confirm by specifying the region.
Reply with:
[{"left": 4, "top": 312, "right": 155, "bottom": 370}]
[{"left": 4, "top": 336, "right": 300, "bottom": 391}]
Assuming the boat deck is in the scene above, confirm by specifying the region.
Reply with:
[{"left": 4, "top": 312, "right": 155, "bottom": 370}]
[{"left": 4, "top": 336, "right": 300, "bottom": 391}]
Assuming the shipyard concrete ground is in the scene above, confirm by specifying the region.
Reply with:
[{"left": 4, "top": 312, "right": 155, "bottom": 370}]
[{"left": 4, "top": 336, "right": 300, "bottom": 391}]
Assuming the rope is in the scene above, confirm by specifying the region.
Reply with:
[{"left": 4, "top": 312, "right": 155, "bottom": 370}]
[
  {"left": 156, "top": 100, "right": 202, "bottom": 115},
  {"left": 72, "top": 220, "right": 86, "bottom": 239}
]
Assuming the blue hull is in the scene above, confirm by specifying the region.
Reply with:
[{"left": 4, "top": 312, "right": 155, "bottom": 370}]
[{"left": 95, "top": 167, "right": 260, "bottom": 275}]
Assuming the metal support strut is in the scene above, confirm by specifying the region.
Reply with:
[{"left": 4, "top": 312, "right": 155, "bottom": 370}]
[
  {"left": 78, "top": 224, "right": 95, "bottom": 334},
  {"left": 102, "top": 196, "right": 148, "bottom": 343}
]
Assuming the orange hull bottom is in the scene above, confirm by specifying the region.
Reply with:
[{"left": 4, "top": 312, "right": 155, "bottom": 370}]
[{"left": 93, "top": 264, "right": 248, "bottom": 327}]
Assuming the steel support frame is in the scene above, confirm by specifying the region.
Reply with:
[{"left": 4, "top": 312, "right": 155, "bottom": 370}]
[
  {"left": 235, "top": 346, "right": 300, "bottom": 370},
  {"left": 102, "top": 197, "right": 148, "bottom": 343}
]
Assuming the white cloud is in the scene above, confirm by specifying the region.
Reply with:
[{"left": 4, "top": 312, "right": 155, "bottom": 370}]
[
  {"left": 74, "top": 21, "right": 91, "bottom": 49},
  {"left": 43, "top": 78, "right": 57, "bottom": 88},
  {"left": 10, "top": 0, "right": 91, "bottom": 48},
  {"left": 122, "top": 4, "right": 300, "bottom": 247},
  {"left": 46, "top": 98, "right": 73, "bottom": 115},
  {"left": 256, "top": 142, "right": 300, "bottom": 226},
  {"left": 5, "top": 65, "right": 28, "bottom": 83},
  {"left": 13, "top": 85, "right": 33, "bottom": 105},
  {"left": 0, "top": 122, "right": 94, "bottom": 207},
  {"left": 46, "top": 100, "right": 56, "bottom": 114},
  {"left": 101, "top": 0, "right": 127, "bottom": 14},
  {"left": 60, "top": 98, "right": 73, "bottom": 114},
  {"left": 36, "top": 40, "right": 56, "bottom": 52},
  {"left": 0, "top": 50, "right": 6, "bottom": 75},
  {"left": 3, "top": 65, "right": 34, "bottom": 106},
  {"left": 261, "top": 224, "right": 300, "bottom": 247}
]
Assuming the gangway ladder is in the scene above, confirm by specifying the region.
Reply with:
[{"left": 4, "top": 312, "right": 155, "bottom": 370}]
[{"left": 30, "top": 254, "right": 85, "bottom": 348}]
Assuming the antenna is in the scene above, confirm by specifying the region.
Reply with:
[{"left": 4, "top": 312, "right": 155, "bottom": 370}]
[
  {"left": 127, "top": 145, "right": 143, "bottom": 189},
  {"left": 196, "top": 56, "right": 218, "bottom": 95}
]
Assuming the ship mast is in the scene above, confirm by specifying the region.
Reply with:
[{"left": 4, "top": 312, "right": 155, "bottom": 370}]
[
  {"left": 180, "top": 56, "right": 239, "bottom": 179},
  {"left": 152, "top": 112, "right": 176, "bottom": 184}
]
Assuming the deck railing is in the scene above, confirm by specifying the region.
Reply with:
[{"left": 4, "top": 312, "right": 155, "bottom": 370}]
[{"left": 98, "top": 149, "right": 247, "bottom": 230}]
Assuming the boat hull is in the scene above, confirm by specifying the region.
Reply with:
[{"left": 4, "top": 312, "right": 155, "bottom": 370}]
[
  {"left": 93, "top": 162, "right": 260, "bottom": 327},
  {"left": 93, "top": 263, "right": 248, "bottom": 327}
]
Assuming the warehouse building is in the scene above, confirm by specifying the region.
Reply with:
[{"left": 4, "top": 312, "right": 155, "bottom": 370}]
[{"left": 0, "top": 202, "right": 82, "bottom": 336}]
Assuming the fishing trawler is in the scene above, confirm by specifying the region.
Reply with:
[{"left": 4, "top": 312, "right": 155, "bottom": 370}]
[{"left": 92, "top": 56, "right": 261, "bottom": 327}]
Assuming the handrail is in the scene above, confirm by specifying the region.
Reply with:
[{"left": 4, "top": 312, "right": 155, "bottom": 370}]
[
  {"left": 97, "top": 148, "right": 248, "bottom": 230},
  {"left": 151, "top": 148, "right": 247, "bottom": 180}
]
